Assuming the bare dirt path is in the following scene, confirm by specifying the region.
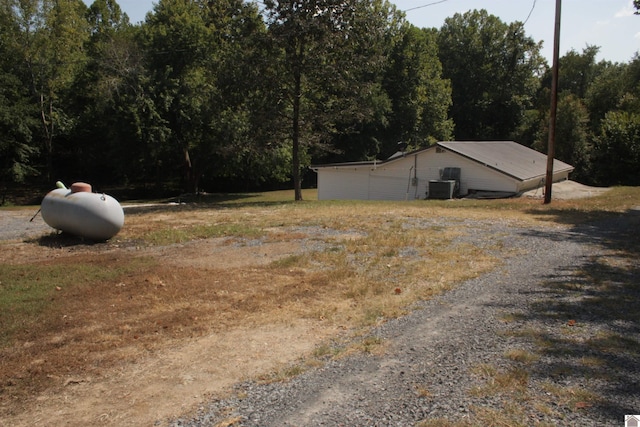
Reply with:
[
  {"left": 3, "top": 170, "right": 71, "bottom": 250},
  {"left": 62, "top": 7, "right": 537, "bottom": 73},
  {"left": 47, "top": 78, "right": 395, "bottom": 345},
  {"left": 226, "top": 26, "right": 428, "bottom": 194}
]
[
  {"left": 19, "top": 322, "right": 331, "bottom": 426},
  {"left": 1, "top": 209, "right": 340, "bottom": 427}
]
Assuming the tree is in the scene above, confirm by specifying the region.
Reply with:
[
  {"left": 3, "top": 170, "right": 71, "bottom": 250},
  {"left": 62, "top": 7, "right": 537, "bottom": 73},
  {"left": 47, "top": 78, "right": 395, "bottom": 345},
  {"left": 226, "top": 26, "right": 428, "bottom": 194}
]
[
  {"left": 532, "top": 93, "right": 592, "bottom": 182},
  {"left": 201, "top": 2, "right": 291, "bottom": 191},
  {"left": 584, "top": 62, "right": 628, "bottom": 133},
  {"left": 141, "top": 0, "right": 210, "bottom": 192},
  {"left": 263, "top": 0, "right": 345, "bottom": 201},
  {"left": 587, "top": 55, "right": 640, "bottom": 186},
  {"left": 65, "top": 0, "right": 156, "bottom": 185},
  {"left": 592, "top": 111, "right": 640, "bottom": 185},
  {"left": 143, "top": 0, "right": 277, "bottom": 192},
  {"left": 0, "top": 2, "right": 39, "bottom": 201},
  {"left": 553, "top": 46, "right": 607, "bottom": 99},
  {"left": 263, "top": 0, "right": 402, "bottom": 200},
  {"left": 8, "top": 0, "right": 89, "bottom": 182},
  {"left": 524, "top": 47, "right": 610, "bottom": 182},
  {"left": 437, "top": 9, "right": 544, "bottom": 141},
  {"left": 194, "top": 0, "right": 285, "bottom": 191},
  {"left": 380, "top": 25, "right": 452, "bottom": 156}
]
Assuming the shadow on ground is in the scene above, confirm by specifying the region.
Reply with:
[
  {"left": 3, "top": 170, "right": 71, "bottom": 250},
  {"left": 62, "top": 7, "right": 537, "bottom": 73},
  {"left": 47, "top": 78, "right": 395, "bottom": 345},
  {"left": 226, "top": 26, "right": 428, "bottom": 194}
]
[{"left": 506, "top": 209, "right": 640, "bottom": 420}]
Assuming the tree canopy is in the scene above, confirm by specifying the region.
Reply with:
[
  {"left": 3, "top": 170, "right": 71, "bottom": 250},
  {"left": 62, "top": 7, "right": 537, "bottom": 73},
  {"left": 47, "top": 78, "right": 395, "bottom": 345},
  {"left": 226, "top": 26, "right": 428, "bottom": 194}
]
[
  {"left": 437, "top": 9, "right": 544, "bottom": 141},
  {"left": 0, "top": 1, "right": 639, "bottom": 202}
]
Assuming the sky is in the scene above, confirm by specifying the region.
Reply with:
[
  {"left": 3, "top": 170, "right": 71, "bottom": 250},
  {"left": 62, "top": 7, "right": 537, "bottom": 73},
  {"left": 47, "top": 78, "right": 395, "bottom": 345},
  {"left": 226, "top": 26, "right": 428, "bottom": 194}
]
[{"left": 93, "top": 0, "right": 640, "bottom": 64}]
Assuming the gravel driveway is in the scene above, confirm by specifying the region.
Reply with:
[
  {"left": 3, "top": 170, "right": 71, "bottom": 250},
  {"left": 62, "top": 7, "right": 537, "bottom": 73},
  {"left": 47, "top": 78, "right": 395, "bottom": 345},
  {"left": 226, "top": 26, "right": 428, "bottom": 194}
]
[
  {"left": 0, "top": 209, "right": 52, "bottom": 241},
  {"left": 170, "top": 211, "right": 640, "bottom": 427}
]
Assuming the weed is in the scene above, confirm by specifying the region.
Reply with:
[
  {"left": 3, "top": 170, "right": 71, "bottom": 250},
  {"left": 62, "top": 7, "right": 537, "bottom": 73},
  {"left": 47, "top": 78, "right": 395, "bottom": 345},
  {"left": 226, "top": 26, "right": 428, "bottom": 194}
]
[
  {"left": 258, "top": 363, "right": 307, "bottom": 384},
  {"left": 541, "top": 382, "right": 601, "bottom": 409},
  {"left": 504, "top": 349, "right": 539, "bottom": 365},
  {"left": 359, "top": 336, "right": 385, "bottom": 354},
  {"left": 415, "top": 386, "right": 432, "bottom": 398},
  {"left": 144, "top": 222, "right": 263, "bottom": 245},
  {"left": 418, "top": 418, "right": 474, "bottom": 427},
  {"left": 470, "top": 364, "right": 530, "bottom": 396}
]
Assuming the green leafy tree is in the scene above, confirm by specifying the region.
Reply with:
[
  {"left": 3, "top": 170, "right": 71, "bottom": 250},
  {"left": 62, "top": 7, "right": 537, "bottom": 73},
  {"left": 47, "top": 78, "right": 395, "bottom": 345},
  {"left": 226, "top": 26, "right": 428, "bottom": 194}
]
[
  {"left": 381, "top": 25, "right": 452, "bottom": 155},
  {"left": 527, "top": 48, "right": 625, "bottom": 184},
  {"left": 553, "top": 46, "right": 607, "bottom": 99},
  {"left": 0, "top": 2, "right": 39, "bottom": 200},
  {"left": 193, "top": 0, "right": 283, "bottom": 191},
  {"left": 586, "top": 55, "right": 640, "bottom": 186},
  {"left": 142, "top": 0, "right": 217, "bottom": 193},
  {"left": 264, "top": 0, "right": 348, "bottom": 200},
  {"left": 437, "top": 9, "right": 544, "bottom": 140},
  {"left": 592, "top": 111, "right": 640, "bottom": 185},
  {"left": 0, "top": 70, "right": 39, "bottom": 196},
  {"left": 8, "top": 0, "right": 89, "bottom": 181},
  {"left": 584, "top": 62, "right": 628, "bottom": 133},
  {"left": 532, "top": 93, "right": 592, "bottom": 182},
  {"left": 263, "top": 0, "right": 402, "bottom": 200},
  {"left": 142, "top": 0, "right": 266, "bottom": 193},
  {"left": 67, "top": 0, "right": 153, "bottom": 184},
  {"left": 318, "top": 1, "right": 407, "bottom": 164}
]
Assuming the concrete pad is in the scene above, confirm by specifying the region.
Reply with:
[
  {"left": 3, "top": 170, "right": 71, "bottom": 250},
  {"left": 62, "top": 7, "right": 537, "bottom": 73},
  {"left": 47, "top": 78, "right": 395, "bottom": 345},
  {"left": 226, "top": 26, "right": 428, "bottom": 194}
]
[{"left": 522, "top": 180, "right": 611, "bottom": 200}]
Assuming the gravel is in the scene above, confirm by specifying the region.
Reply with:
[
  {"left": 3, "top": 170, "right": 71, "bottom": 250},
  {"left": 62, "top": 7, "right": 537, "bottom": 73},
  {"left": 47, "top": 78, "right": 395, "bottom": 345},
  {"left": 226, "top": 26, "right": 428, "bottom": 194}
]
[
  {"left": 0, "top": 209, "right": 53, "bottom": 241},
  {"left": 168, "top": 211, "right": 640, "bottom": 427}
]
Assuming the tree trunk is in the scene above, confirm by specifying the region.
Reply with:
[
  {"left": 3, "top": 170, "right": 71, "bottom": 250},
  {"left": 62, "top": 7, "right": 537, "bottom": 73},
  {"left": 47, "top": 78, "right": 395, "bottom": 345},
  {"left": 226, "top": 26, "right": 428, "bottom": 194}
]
[
  {"left": 292, "top": 65, "right": 303, "bottom": 201},
  {"left": 183, "top": 145, "right": 197, "bottom": 193},
  {"left": 40, "top": 93, "right": 54, "bottom": 182}
]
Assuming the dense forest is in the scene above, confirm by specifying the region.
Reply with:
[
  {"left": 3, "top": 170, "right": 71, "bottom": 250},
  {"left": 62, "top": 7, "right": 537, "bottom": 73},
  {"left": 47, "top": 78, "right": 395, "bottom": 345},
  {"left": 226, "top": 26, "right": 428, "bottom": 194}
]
[{"left": 1, "top": 0, "right": 639, "bottom": 203}]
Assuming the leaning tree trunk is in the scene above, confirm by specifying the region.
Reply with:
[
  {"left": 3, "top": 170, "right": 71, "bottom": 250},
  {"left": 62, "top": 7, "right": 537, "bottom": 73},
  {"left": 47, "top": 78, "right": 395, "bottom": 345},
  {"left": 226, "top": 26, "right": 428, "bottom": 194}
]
[{"left": 182, "top": 145, "right": 198, "bottom": 194}]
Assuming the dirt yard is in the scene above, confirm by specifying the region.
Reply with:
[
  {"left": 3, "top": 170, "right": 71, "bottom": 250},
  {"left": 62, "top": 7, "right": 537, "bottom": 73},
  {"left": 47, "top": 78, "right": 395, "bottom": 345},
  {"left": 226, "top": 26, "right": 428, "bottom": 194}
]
[
  {"left": 1, "top": 212, "right": 352, "bottom": 426},
  {"left": 0, "top": 183, "right": 613, "bottom": 426}
]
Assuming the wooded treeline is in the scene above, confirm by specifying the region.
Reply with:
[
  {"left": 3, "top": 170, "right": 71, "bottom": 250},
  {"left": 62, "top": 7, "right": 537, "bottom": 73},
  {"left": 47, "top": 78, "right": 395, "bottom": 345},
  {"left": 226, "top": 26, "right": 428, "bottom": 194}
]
[{"left": 1, "top": 0, "right": 639, "bottom": 202}]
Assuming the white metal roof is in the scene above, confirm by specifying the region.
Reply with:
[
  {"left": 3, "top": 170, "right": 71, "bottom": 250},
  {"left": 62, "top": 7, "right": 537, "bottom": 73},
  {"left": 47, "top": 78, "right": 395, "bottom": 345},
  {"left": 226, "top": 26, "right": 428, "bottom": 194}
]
[
  {"left": 437, "top": 141, "right": 574, "bottom": 181},
  {"left": 311, "top": 141, "right": 574, "bottom": 183}
]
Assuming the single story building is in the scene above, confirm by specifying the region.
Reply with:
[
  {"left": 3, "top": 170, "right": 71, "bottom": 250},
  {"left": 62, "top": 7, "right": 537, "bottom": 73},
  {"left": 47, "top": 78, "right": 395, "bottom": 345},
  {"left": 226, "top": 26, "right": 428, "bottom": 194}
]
[{"left": 311, "top": 141, "right": 574, "bottom": 200}]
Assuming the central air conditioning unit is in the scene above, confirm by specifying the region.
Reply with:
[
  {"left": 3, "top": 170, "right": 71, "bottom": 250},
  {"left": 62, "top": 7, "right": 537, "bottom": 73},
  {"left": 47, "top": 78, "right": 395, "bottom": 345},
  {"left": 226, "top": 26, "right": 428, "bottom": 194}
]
[
  {"left": 428, "top": 180, "right": 457, "bottom": 199},
  {"left": 427, "top": 167, "right": 461, "bottom": 199}
]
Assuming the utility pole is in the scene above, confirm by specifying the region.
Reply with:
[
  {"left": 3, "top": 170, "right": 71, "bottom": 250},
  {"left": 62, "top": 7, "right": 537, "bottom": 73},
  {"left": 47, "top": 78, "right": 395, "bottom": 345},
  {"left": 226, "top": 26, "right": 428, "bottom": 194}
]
[{"left": 544, "top": 0, "right": 562, "bottom": 204}]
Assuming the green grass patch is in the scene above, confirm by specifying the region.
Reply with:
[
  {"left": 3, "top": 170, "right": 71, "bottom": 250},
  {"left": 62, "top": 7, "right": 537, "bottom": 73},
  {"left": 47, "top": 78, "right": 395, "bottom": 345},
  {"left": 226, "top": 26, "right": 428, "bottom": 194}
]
[
  {"left": 0, "top": 258, "right": 153, "bottom": 347},
  {"left": 143, "top": 222, "right": 263, "bottom": 245}
]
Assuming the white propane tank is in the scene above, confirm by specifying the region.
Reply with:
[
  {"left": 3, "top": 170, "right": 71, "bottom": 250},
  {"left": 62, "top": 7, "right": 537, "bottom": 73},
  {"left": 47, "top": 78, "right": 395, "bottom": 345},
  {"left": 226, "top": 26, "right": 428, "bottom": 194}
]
[{"left": 40, "top": 182, "right": 124, "bottom": 241}]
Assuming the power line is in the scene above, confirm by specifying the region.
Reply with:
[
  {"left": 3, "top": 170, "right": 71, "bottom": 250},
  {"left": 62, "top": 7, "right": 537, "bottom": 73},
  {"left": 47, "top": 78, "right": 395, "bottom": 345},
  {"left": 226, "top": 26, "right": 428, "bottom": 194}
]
[
  {"left": 403, "top": 0, "right": 448, "bottom": 13},
  {"left": 403, "top": 0, "right": 538, "bottom": 28},
  {"left": 522, "top": 0, "right": 537, "bottom": 26}
]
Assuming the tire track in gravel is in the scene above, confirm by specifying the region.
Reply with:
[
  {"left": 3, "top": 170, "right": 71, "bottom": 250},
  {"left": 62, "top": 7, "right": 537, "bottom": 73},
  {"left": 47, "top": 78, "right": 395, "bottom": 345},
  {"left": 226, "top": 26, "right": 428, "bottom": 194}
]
[{"left": 170, "top": 212, "right": 640, "bottom": 427}]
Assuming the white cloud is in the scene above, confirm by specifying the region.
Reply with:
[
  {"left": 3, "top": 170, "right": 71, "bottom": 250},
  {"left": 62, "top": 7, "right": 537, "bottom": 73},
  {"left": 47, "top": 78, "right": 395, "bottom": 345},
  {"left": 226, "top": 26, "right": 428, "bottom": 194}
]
[{"left": 615, "top": 2, "right": 635, "bottom": 18}]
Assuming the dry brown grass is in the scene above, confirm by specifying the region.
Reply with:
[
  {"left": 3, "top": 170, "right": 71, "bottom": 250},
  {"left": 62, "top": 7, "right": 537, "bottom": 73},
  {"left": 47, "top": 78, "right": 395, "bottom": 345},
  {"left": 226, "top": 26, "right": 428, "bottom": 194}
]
[
  {"left": 0, "top": 196, "right": 506, "bottom": 423},
  {"left": 1, "top": 186, "right": 638, "bottom": 425}
]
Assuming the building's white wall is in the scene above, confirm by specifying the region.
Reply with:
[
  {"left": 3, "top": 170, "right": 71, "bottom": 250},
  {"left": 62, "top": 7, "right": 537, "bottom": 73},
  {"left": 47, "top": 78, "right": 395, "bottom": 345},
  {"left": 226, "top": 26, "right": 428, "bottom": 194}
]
[
  {"left": 553, "top": 170, "right": 570, "bottom": 182},
  {"left": 315, "top": 147, "right": 565, "bottom": 200},
  {"left": 413, "top": 150, "right": 519, "bottom": 195},
  {"left": 369, "top": 174, "right": 410, "bottom": 200},
  {"left": 519, "top": 170, "right": 571, "bottom": 193},
  {"left": 368, "top": 163, "right": 413, "bottom": 200},
  {"left": 317, "top": 168, "right": 370, "bottom": 200}
]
